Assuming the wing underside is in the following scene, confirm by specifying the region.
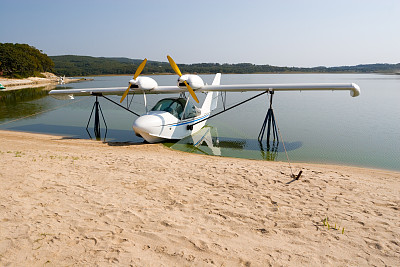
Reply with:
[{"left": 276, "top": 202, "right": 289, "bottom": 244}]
[
  {"left": 49, "top": 82, "right": 360, "bottom": 99},
  {"left": 199, "top": 83, "right": 360, "bottom": 97},
  {"left": 49, "top": 86, "right": 185, "bottom": 99}
]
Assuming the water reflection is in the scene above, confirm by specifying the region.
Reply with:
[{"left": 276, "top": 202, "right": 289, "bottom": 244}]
[
  {"left": 0, "top": 87, "right": 51, "bottom": 104},
  {"left": 0, "top": 87, "right": 51, "bottom": 122},
  {"left": 165, "top": 126, "right": 302, "bottom": 161}
]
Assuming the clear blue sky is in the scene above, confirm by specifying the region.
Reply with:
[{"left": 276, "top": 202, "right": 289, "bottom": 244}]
[{"left": 1, "top": 0, "right": 399, "bottom": 67}]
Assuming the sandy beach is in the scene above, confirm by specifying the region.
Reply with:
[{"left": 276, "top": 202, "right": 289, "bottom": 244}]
[
  {"left": 0, "top": 73, "right": 83, "bottom": 91},
  {"left": 0, "top": 130, "right": 399, "bottom": 266}
]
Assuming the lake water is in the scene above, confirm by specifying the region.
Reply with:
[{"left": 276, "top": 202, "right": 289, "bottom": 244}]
[{"left": 1, "top": 74, "right": 399, "bottom": 171}]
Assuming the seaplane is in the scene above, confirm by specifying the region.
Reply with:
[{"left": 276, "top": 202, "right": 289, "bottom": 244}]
[{"left": 49, "top": 56, "right": 360, "bottom": 144}]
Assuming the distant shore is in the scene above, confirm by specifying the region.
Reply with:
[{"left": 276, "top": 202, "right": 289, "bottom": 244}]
[
  {"left": 0, "top": 130, "right": 399, "bottom": 266},
  {"left": 0, "top": 72, "right": 89, "bottom": 91}
]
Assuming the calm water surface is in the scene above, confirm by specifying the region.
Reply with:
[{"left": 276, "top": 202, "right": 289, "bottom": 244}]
[{"left": 1, "top": 74, "right": 399, "bottom": 171}]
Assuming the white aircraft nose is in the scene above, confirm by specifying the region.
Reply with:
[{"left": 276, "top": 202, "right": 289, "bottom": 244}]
[
  {"left": 133, "top": 114, "right": 163, "bottom": 132},
  {"left": 132, "top": 113, "right": 165, "bottom": 143}
]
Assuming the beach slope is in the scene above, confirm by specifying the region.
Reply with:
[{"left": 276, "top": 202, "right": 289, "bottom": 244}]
[{"left": 0, "top": 130, "right": 399, "bottom": 266}]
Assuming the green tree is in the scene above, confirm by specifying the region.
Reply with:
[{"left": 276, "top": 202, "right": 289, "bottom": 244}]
[{"left": 0, "top": 43, "right": 54, "bottom": 78}]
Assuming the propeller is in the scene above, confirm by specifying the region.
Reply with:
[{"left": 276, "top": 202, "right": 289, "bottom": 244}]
[
  {"left": 120, "top": 58, "right": 147, "bottom": 103},
  {"left": 167, "top": 55, "right": 199, "bottom": 103}
]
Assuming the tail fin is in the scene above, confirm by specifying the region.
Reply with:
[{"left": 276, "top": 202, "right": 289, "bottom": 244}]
[{"left": 201, "top": 73, "right": 221, "bottom": 114}]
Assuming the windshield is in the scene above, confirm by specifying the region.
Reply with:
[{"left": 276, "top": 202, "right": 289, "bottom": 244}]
[
  {"left": 151, "top": 98, "right": 201, "bottom": 119},
  {"left": 151, "top": 99, "right": 185, "bottom": 118}
]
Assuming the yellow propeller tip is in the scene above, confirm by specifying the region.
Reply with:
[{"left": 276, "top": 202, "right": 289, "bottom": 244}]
[{"left": 133, "top": 58, "right": 148, "bottom": 80}]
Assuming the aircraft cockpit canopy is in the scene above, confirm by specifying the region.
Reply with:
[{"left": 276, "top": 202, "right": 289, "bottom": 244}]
[{"left": 151, "top": 98, "right": 201, "bottom": 119}]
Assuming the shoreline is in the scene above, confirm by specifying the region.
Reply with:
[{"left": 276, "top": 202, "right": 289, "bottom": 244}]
[
  {"left": 0, "top": 72, "right": 89, "bottom": 91},
  {"left": 0, "top": 130, "right": 399, "bottom": 265},
  {"left": 2, "top": 129, "right": 399, "bottom": 174}
]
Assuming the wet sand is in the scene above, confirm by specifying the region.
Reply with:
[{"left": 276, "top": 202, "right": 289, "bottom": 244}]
[{"left": 0, "top": 130, "right": 399, "bottom": 266}]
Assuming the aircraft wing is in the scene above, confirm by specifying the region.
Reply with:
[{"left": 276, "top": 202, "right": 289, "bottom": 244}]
[
  {"left": 49, "top": 82, "right": 360, "bottom": 99},
  {"left": 49, "top": 86, "right": 185, "bottom": 99},
  {"left": 198, "top": 83, "right": 360, "bottom": 97}
]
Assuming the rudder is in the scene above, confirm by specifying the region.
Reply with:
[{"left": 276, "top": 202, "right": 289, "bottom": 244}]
[{"left": 201, "top": 73, "right": 221, "bottom": 114}]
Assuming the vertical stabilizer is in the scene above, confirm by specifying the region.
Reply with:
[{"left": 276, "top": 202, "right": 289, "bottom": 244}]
[
  {"left": 201, "top": 73, "right": 221, "bottom": 114},
  {"left": 211, "top": 73, "right": 221, "bottom": 86}
]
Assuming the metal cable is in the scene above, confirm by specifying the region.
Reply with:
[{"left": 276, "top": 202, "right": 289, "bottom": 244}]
[
  {"left": 266, "top": 93, "right": 296, "bottom": 177},
  {"left": 274, "top": 115, "right": 295, "bottom": 177}
]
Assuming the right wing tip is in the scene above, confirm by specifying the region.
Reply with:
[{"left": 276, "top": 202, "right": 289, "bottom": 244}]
[{"left": 350, "top": 83, "right": 361, "bottom": 97}]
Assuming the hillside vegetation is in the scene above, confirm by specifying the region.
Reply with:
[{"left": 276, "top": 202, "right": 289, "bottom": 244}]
[
  {"left": 51, "top": 55, "right": 400, "bottom": 77},
  {"left": 0, "top": 43, "right": 54, "bottom": 78},
  {"left": 1, "top": 43, "right": 399, "bottom": 79}
]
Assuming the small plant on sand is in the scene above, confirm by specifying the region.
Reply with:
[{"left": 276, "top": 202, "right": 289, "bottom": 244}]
[
  {"left": 322, "top": 216, "right": 345, "bottom": 234},
  {"left": 14, "top": 151, "right": 23, "bottom": 157}
]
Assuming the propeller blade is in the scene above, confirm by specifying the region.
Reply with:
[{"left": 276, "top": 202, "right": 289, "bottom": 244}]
[
  {"left": 120, "top": 83, "right": 131, "bottom": 103},
  {"left": 167, "top": 55, "right": 182, "bottom": 77},
  {"left": 120, "top": 58, "right": 147, "bottom": 103},
  {"left": 133, "top": 58, "right": 147, "bottom": 80},
  {"left": 167, "top": 55, "right": 199, "bottom": 103},
  {"left": 184, "top": 80, "right": 199, "bottom": 103}
]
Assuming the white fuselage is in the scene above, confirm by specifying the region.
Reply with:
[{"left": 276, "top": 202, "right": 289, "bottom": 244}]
[
  {"left": 132, "top": 74, "right": 220, "bottom": 143},
  {"left": 132, "top": 111, "right": 209, "bottom": 143}
]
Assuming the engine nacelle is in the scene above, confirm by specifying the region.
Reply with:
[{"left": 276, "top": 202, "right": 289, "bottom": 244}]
[
  {"left": 179, "top": 74, "right": 204, "bottom": 89},
  {"left": 130, "top": 77, "right": 158, "bottom": 90}
]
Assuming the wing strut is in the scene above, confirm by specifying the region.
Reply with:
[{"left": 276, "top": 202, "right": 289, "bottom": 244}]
[
  {"left": 86, "top": 93, "right": 140, "bottom": 140},
  {"left": 190, "top": 90, "right": 270, "bottom": 128},
  {"left": 258, "top": 91, "right": 302, "bottom": 180},
  {"left": 258, "top": 91, "right": 278, "bottom": 145},
  {"left": 86, "top": 95, "right": 108, "bottom": 141}
]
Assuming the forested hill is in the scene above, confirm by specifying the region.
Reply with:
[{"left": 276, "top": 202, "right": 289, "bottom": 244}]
[
  {"left": 0, "top": 43, "right": 54, "bottom": 78},
  {"left": 50, "top": 55, "right": 400, "bottom": 76}
]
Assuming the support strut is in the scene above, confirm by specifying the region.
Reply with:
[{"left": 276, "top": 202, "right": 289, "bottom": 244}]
[
  {"left": 86, "top": 96, "right": 108, "bottom": 140},
  {"left": 258, "top": 91, "right": 279, "bottom": 147}
]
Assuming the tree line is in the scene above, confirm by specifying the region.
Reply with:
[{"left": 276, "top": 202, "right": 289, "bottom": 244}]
[
  {"left": 0, "top": 43, "right": 54, "bottom": 78},
  {"left": 1, "top": 43, "right": 399, "bottom": 78},
  {"left": 51, "top": 55, "right": 400, "bottom": 77}
]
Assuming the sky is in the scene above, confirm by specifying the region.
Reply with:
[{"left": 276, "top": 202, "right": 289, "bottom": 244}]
[{"left": 1, "top": 0, "right": 399, "bottom": 67}]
